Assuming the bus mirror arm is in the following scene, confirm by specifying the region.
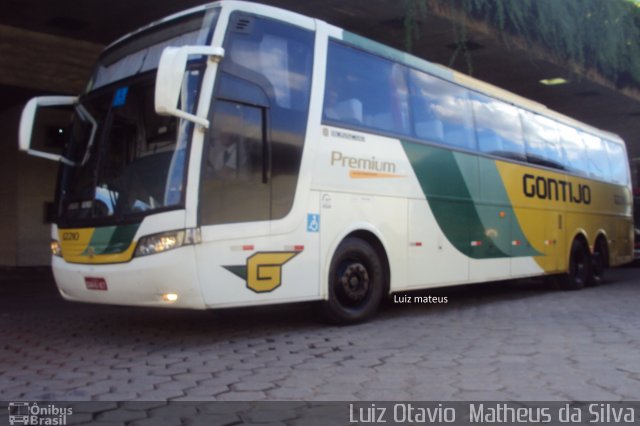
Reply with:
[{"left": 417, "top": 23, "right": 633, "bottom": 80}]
[
  {"left": 19, "top": 96, "right": 78, "bottom": 165},
  {"left": 155, "top": 45, "right": 225, "bottom": 128}
]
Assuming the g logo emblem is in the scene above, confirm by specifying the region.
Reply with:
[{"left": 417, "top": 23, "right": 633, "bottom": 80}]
[
  {"left": 246, "top": 252, "right": 298, "bottom": 293},
  {"left": 223, "top": 251, "right": 301, "bottom": 293}
]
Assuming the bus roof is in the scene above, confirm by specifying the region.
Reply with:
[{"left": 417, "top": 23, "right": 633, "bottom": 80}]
[{"left": 102, "top": 0, "right": 623, "bottom": 144}]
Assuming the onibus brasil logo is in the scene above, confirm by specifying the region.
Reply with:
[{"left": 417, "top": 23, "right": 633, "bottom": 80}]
[{"left": 8, "top": 402, "right": 72, "bottom": 425}]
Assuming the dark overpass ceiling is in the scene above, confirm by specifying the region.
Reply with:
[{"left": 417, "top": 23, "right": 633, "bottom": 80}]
[{"left": 2, "top": 0, "right": 639, "bottom": 158}]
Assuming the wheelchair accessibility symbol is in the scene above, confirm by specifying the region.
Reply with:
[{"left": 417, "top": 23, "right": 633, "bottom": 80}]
[{"left": 307, "top": 214, "right": 320, "bottom": 233}]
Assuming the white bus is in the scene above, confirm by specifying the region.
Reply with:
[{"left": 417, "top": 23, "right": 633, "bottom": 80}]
[{"left": 20, "top": 1, "right": 633, "bottom": 323}]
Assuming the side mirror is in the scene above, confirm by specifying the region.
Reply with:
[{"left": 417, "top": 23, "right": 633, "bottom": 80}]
[
  {"left": 155, "top": 45, "right": 225, "bottom": 128},
  {"left": 19, "top": 96, "right": 78, "bottom": 165}
]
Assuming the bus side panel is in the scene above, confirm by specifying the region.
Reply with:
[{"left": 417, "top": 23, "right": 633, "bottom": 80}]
[
  {"left": 474, "top": 157, "right": 510, "bottom": 280},
  {"left": 194, "top": 195, "right": 321, "bottom": 308},
  {"left": 492, "top": 160, "right": 564, "bottom": 274},
  {"left": 406, "top": 199, "right": 469, "bottom": 288},
  {"left": 318, "top": 191, "right": 407, "bottom": 294},
  {"left": 496, "top": 161, "right": 632, "bottom": 273},
  {"left": 401, "top": 141, "right": 544, "bottom": 283},
  {"left": 402, "top": 142, "right": 474, "bottom": 287},
  {"left": 313, "top": 129, "right": 417, "bottom": 294},
  {"left": 612, "top": 216, "right": 634, "bottom": 266}
]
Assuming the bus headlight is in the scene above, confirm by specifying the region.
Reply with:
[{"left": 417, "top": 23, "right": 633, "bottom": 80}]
[
  {"left": 134, "top": 228, "right": 200, "bottom": 257},
  {"left": 51, "top": 240, "right": 62, "bottom": 257}
]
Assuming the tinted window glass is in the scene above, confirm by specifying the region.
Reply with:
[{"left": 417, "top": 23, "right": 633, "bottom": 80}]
[
  {"left": 324, "top": 41, "right": 410, "bottom": 135},
  {"left": 557, "top": 124, "right": 588, "bottom": 176},
  {"left": 582, "top": 132, "right": 612, "bottom": 181},
  {"left": 200, "top": 100, "right": 269, "bottom": 225},
  {"left": 521, "top": 111, "right": 565, "bottom": 169},
  {"left": 409, "top": 70, "right": 475, "bottom": 150},
  {"left": 470, "top": 93, "right": 525, "bottom": 160},
  {"left": 92, "top": 10, "right": 217, "bottom": 90},
  {"left": 605, "top": 140, "right": 629, "bottom": 185},
  {"left": 218, "top": 13, "right": 314, "bottom": 221},
  {"left": 224, "top": 14, "right": 312, "bottom": 111}
]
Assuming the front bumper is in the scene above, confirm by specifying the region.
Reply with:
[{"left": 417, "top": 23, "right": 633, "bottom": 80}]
[{"left": 52, "top": 246, "right": 206, "bottom": 309}]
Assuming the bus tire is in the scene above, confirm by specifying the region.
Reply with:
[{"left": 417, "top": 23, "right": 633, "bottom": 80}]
[
  {"left": 323, "top": 237, "right": 384, "bottom": 324},
  {"left": 589, "top": 238, "right": 608, "bottom": 286},
  {"left": 560, "top": 238, "right": 591, "bottom": 290}
]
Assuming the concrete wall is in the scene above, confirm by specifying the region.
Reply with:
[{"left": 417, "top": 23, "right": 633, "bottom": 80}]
[
  {"left": 0, "top": 25, "right": 101, "bottom": 267},
  {"left": 17, "top": 146, "right": 58, "bottom": 266},
  {"left": 0, "top": 105, "right": 59, "bottom": 266}
]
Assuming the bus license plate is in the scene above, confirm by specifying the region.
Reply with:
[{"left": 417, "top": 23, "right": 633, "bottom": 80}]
[{"left": 85, "top": 277, "right": 108, "bottom": 291}]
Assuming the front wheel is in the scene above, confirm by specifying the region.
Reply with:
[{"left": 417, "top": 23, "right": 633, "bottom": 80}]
[
  {"left": 559, "top": 239, "right": 591, "bottom": 290},
  {"left": 322, "top": 238, "right": 385, "bottom": 324}
]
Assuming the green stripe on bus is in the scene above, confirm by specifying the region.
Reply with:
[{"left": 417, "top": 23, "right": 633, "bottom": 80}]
[
  {"left": 81, "top": 224, "right": 139, "bottom": 255},
  {"left": 104, "top": 224, "right": 139, "bottom": 254},
  {"left": 401, "top": 141, "right": 539, "bottom": 259},
  {"left": 475, "top": 156, "right": 540, "bottom": 257},
  {"left": 223, "top": 265, "right": 248, "bottom": 281}
]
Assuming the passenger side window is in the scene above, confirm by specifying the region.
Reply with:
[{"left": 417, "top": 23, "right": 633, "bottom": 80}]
[
  {"left": 582, "top": 132, "right": 612, "bottom": 181},
  {"left": 409, "top": 70, "right": 475, "bottom": 151},
  {"left": 556, "top": 124, "right": 587, "bottom": 176},
  {"left": 521, "top": 111, "right": 565, "bottom": 169},
  {"left": 605, "top": 140, "right": 629, "bottom": 185},
  {"left": 224, "top": 14, "right": 312, "bottom": 111},
  {"left": 470, "top": 93, "right": 526, "bottom": 160},
  {"left": 324, "top": 41, "right": 411, "bottom": 135}
]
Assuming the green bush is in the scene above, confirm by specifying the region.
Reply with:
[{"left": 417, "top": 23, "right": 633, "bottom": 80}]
[{"left": 404, "top": 0, "right": 640, "bottom": 89}]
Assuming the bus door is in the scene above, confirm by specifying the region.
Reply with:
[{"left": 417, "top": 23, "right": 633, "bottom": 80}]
[{"left": 195, "top": 12, "right": 316, "bottom": 306}]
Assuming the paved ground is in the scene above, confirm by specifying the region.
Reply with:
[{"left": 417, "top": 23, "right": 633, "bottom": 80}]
[{"left": 1, "top": 265, "right": 639, "bottom": 402}]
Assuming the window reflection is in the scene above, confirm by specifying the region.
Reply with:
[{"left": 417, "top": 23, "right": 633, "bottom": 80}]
[
  {"left": 320, "top": 40, "right": 628, "bottom": 187},
  {"left": 409, "top": 70, "right": 475, "bottom": 150},
  {"left": 521, "top": 111, "right": 564, "bottom": 169},
  {"left": 226, "top": 17, "right": 312, "bottom": 112},
  {"left": 605, "top": 140, "right": 629, "bottom": 185},
  {"left": 324, "top": 42, "right": 410, "bottom": 135},
  {"left": 582, "top": 132, "right": 612, "bottom": 181},
  {"left": 471, "top": 93, "right": 525, "bottom": 160},
  {"left": 557, "top": 124, "right": 588, "bottom": 176}
]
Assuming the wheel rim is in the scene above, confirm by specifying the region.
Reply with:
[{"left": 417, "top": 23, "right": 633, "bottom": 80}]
[{"left": 335, "top": 260, "right": 370, "bottom": 307}]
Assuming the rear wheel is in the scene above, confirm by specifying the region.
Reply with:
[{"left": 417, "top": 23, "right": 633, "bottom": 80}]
[
  {"left": 589, "top": 238, "right": 608, "bottom": 286},
  {"left": 323, "top": 237, "right": 384, "bottom": 324},
  {"left": 559, "top": 238, "right": 591, "bottom": 290}
]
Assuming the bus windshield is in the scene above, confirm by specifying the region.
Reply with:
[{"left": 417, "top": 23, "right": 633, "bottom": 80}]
[{"left": 56, "top": 8, "right": 218, "bottom": 226}]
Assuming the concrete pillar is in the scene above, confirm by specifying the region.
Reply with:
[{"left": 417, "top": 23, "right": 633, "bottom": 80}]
[
  {"left": 0, "top": 26, "right": 102, "bottom": 266},
  {"left": 0, "top": 107, "right": 20, "bottom": 265}
]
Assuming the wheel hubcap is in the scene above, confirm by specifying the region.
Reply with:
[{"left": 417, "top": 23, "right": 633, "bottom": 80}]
[{"left": 339, "top": 263, "right": 369, "bottom": 302}]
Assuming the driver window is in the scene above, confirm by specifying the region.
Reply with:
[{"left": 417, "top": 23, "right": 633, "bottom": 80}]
[{"left": 200, "top": 100, "right": 269, "bottom": 225}]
